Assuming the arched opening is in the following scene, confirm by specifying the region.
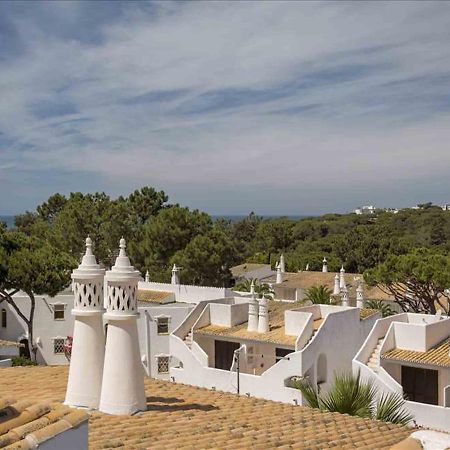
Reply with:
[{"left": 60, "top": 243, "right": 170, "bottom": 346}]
[
  {"left": 19, "top": 339, "right": 31, "bottom": 359},
  {"left": 317, "top": 353, "right": 327, "bottom": 388}
]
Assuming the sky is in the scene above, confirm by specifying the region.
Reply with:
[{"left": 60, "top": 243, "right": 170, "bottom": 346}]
[{"left": 0, "top": 1, "right": 450, "bottom": 215}]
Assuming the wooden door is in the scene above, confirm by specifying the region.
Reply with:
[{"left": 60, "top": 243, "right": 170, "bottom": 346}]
[
  {"left": 401, "top": 365, "right": 438, "bottom": 405},
  {"left": 215, "top": 340, "right": 239, "bottom": 370}
]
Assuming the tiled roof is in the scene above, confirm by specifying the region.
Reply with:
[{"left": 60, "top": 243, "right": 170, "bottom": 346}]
[
  {"left": 0, "top": 340, "right": 24, "bottom": 348},
  {"left": 0, "top": 366, "right": 411, "bottom": 449},
  {"left": 196, "top": 303, "right": 379, "bottom": 347},
  {"left": 196, "top": 301, "right": 298, "bottom": 346},
  {"left": 231, "top": 263, "right": 270, "bottom": 277},
  {"left": 137, "top": 289, "right": 175, "bottom": 304},
  {"left": 0, "top": 396, "right": 87, "bottom": 449},
  {"left": 382, "top": 340, "right": 450, "bottom": 368},
  {"left": 268, "top": 271, "right": 394, "bottom": 301}
]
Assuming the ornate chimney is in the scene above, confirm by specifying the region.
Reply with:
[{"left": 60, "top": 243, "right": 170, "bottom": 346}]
[
  {"left": 341, "top": 285, "right": 349, "bottom": 307},
  {"left": 339, "top": 265, "right": 346, "bottom": 290},
  {"left": 145, "top": 270, "right": 150, "bottom": 283},
  {"left": 279, "top": 254, "right": 286, "bottom": 273},
  {"left": 333, "top": 274, "right": 340, "bottom": 295},
  {"left": 99, "top": 238, "right": 146, "bottom": 415},
  {"left": 257, "top": 296, "right": 269, "bottom": 333},
  {"left": 171, "top": 264, "right": 180, "bottom": 285},
  {"left": 322, "top": 257, "right": 328, "bottom": 273},
  {"left": 276, "top": 263, "right": 283, "bottom": 284},
  {"left": 247, "top": 288, "right": 259, "bottom": 332},
  {"left": 65, "top": 237, "right": 105, "bottom": 409},
  {"left": 356, "top": 279, "right": 365, "bottom": 309}
]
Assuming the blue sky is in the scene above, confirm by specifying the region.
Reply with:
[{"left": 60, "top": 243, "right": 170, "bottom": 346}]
[{"left": 1, "top": 1, "right": 450, "bottom": 215}]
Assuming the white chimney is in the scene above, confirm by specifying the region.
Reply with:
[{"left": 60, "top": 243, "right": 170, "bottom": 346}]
[
  {"left": 145, "top": 270, "right": 150, "bottom": 283},
  {"left": 276, "top": 263, "right": 283, "bottom": 284},
  {"left": 356, "top": 279, "right": 365, "bottom": 309},
  {"left": 279, "top": 254, "right": 286, "bottom": 273},
  {"left": 171, "top": 264, "right": 180, "bottom": 285},
  {"left": 65, "top": 237, "right": 105, "bottom": 410},
  {"left": 341, "top": 285, "right": 349, "bottom": 307},
  {"left": 333, "top": 274, "right": 340, "bottom": 295},
  {"left": 99, "top": 238, "right": 146, "bottom": 415},
  {"left": 247, "top": 291, "right": 259, "bottom": 332},
  {"left": 257, "top": 296, "right": 269, "bottom": 333},
  {"left": 305, "top": 263, "right": 309, "bottom": 271},
  {"left": 339, "top": 265, "right": 346, "bottom": 290},
  {"left": 322, "top": 257, "right": 328, "bottom": 273}
]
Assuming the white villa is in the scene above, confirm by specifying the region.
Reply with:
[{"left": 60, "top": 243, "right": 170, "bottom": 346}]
[
  {"left": 354, "top": 312, "right": 450, "bottom": 432},
  {"left": 170, "top": 294, "right": 380, "bottom": 404},
  {"left": 0, "top": 258, "right": 235, "bottom": 377}
]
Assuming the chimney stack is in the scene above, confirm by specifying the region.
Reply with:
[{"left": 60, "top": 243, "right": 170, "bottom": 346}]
[
  {"left": 276, "top": 263, "right": 283, "bottom": 284},
  {"left": 145, "top": 270, "right": 150, "bottom": 283},
  {"left": 279, "top": 254, "right": 286, "bottom": 273},
  {"left": 247, "top": 288, "right": 259, "bottom": 332},
  {"left": 322, "top": 257, "right": 328, "bottom": 273},
  {"left": 99, "top": 238, "right": 146, "bottom": 415},
  {"left": 171, "top": 264, "right": 180, "bottom": 285},
  {"left": 65, "top": 237, "right": 105, "bottom": 409},
  {"left": 341, "top": 285, "right": 349, "bottom": 307},
  {"left": 258, "top": 296, "right": 270, "bottom": 333},
  {"left": 333, "top": 273, "right": 340, "bottom": 295},
  {"left": 339, "top": 265, "right": 346, "bottom": 290},
  {"left": 356, "top": 279, "right": 365, "bottom": 309}
]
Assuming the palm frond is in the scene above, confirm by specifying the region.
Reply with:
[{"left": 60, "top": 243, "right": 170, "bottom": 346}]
[
  {"left": 375, "top": 392, "right": 413, "bottom": 425},
  {"left": 292, "top": 378, "right": 321, "bottom": 409}
]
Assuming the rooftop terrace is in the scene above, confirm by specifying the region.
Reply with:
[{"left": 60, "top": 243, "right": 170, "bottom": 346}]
[{"left": 0, "top": 366, "right": 412, "bottom": 449}]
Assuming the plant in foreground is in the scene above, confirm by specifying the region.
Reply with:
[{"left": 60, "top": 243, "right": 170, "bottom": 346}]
[{"left": 294, "top": 371, "right": 413, "bottom": 425}]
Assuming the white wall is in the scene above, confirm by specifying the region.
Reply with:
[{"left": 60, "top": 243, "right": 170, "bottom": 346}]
[
  {"left": 171, "top": 306, "right": 376, "bottom": 405},
  {"left": 139, "top": 281, "right": 233, "bottom": 304},
  {"left": 0, "top": 292, "right": 75, "bottom": 365},
  {"left": 137, "top": 303, "right": 194, "bottom": 379}
]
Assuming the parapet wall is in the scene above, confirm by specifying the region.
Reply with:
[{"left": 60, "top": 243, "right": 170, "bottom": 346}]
[{"left": 138, "top": 281, "right": 233, "bottom": 304}]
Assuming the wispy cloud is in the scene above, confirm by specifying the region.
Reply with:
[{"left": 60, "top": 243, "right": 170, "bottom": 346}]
[{"left": 0, "top": 1, "right": 450, "bottom": 214}]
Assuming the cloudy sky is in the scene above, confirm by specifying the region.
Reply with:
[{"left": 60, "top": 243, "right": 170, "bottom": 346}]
[{"left": 1, "top": 1, "right": 450, "bottom": 215}]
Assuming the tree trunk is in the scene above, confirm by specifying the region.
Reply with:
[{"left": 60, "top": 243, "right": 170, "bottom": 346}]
[{"left": 28, "top": 292, "right": 37, "bottom": 362}]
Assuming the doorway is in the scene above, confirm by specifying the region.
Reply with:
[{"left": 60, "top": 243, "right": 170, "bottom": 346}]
[
  {"left": 215, "top": 340, "right": 239, "bottom": 370},
  {"left": 401, "top": 365, "right": 438, "bottom": 405}
]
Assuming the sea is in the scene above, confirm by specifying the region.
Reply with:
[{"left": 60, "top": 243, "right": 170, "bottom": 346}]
[
  {"left": 0, "top": 215, "right": 15, "bottom": 229},
  {"left": 0, "top": 214, "right": 311, "bottom": 230}
]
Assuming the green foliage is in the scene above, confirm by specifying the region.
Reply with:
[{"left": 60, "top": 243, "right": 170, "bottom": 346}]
[
  {"left": 375, "top": 391, "right": 414, "bottom": 425},
  {"left": 294, "top": 371, "right": 413, "bottom": 425},
  {"left": 305, "top": 285, "right": 332, "bottom": 305},
  {"left": 129, "top": 206, "right": 212, "bottom": 280},
  {"left": 365, "top": 300, "right": 395, "bottom": 318},
  {"left": 234, "top": 278, "right": 274, "bottom": 298},
  {"left": 170, "top": 228, "right": 238, "bottom": 287},
  {"left": 364, "top": 248, "right": 450, "bottom": 314},
  {"left": 11, "top": 356, "right": 38, "bottom": 367}
]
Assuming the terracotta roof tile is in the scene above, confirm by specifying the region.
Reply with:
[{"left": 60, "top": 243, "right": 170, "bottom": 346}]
[
  {"left": 0, "top": 340, "right": 24, "bottom": 348},
  {"left": 0, "top": 366, "right": 412, "bottom": 449},
  {"left": 137, "top": 289, "right": 175, "bottom": 304},
  {"left": 0, "top": 393, "right": 87, "bottom": 449},
  {"left": 382, "top": 339, "right": 450, "bottom": 368},
  {"left": 196, "top": 301, "right": 298, "bottom": 346}
]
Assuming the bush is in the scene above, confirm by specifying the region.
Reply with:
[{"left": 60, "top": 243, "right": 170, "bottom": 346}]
[{"left": 11, "top": 356, "right": 38, "bottom": 366}]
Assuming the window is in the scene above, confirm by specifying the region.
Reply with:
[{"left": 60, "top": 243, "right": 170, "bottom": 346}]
[
  {"left": 1, "top": 309, "right": 6, "bottom": 328},
  {"left": 53, "top": 304, "right": 65, "bottom": 321},
  {"left": 276, "top": 348, "right": 292, "bottom": 361},
  {"left": 401, "top": 365, "right": 438, "bottom": 405},
  {"left": 53, "top": 338, "right": 65, "bottom": 354},
  {"left": 157, "top": 317, "right": 169, "bottom": 334},
  {"left": 157, "top": 356, "right": 170, "bottom": 374}
]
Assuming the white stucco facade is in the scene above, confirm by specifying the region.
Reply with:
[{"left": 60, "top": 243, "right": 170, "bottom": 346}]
[
  {"left": 353, "top": 312, "right": 450, "bottom": 432},
  {"left": 170, "top": 300, "right": 380, "bottom": 405}
]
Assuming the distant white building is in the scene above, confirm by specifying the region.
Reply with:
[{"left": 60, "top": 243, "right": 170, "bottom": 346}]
[
  {"left": 354, "top": 312, "right": 450, "bottom": 432},
  {"left": 170, "top": 299, "right": 380, "bottom": 404},
  {"left": 354, "top": 205, "right": 376, "bottom": 215}
]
